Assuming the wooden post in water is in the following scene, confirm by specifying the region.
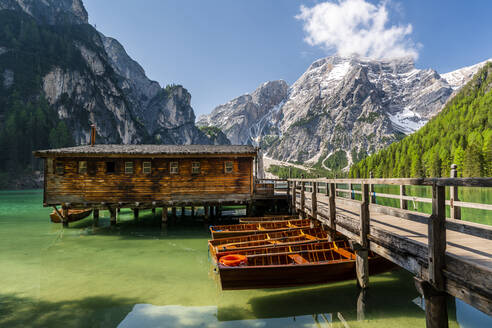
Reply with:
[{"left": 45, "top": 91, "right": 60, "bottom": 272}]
[
  {"left": 110, "top": 207, "right": 117, "bottom": 226},
  {"left": 191, "top": 206, "right": 195, "bottom": 217},
  {"left": 420, "top": 183, "right": 448, "bottom": 328},
  {"left": 62, "top": 205, "right": 69, "bottom": 228},
  {"left": 311, "top": 182, "right": 318, "bottom": 220},
  {"left": 133, "top": 208, "right": 139, "bottom": 221},
  {"left": 328, "top": 183, "right": 336, "bottom": 241},
  {"left": 300, "top": 181, "right": 306, "bottom": 219},
  {"left": 400, "top": 185, "right": 408, "bottom": 210},
  {"left": 93, "top": 209, "right": 99, "bottom": 226},
  {"left": 204, "top": 205, "right": 209, "bottom": 222},
  {"left": 172, "top": 207, "right": 177, "bottom": 218},
  {"left": 356, "top": 183, "right": 370, "bottom": 289},
  {"left": 450, "top": 164, "right": 461, "bottom": 220},
  {"left": 161, "top": 207, "right": 168, "bottom": 227},
  {"left": 152, "top": 207, "right": 156, "bottom": 217}
]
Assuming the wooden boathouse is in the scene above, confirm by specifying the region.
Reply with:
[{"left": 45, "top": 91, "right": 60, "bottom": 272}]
[{"left": 34, "top": 144, "right": 271, "bottom": 225}]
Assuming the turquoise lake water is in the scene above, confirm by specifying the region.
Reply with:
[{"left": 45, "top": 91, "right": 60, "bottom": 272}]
[{"left": 0, "top": 190, "right": 490, "bottom": 327}]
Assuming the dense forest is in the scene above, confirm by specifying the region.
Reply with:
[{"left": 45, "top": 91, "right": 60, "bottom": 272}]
[
  {"left": 350, "top": 63, "right": 492, "bottom": 178},
  {"left": 0, "top": 10, "right": 101, "bottom": 186}
]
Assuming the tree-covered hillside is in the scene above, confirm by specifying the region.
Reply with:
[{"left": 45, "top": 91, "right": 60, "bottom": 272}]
[
  {"left": 350, "top": 63, "right": 492, "bottom": 178},
  {"left": 0, "top": 10, "right": 80, "bottom": 185}
]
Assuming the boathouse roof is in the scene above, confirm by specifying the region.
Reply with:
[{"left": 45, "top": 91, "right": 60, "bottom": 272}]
[{"left": 34, "top": 144, "right": 257, "bottom": 157}]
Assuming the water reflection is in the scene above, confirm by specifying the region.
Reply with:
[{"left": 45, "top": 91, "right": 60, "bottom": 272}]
[{"left": 119, "top": 304, "right": 344, "bottom": 328}]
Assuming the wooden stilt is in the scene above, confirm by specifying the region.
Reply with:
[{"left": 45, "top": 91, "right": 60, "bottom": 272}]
[
  {"left": 162, "top": 207, "right": 168, "bottom": 225},
  {"left": 133, "top": 208, "right": 139, "bottom": 221},
  {"left": 357, "top": 288, "right": 367, "bottom": 321},
  {"left": 355, "top": 248, "right": 369, "bottom": 288},
  {"left": 191, "top": 206, "right": 195, "bottom": 217},
  {"left": 181, "top": 206, "right": 186, "bottom": 216},
  {"left": 415, "top": 277, "right": 449, "bottom": 328},
  {"left": 62, "top": 206, "right": 69, "bottom": 228},
  {"left": 172, "top": 207, "right": 177, "bottom": 218},
  {"left": 356, "top": 184, "right": 370, "bottom": 289},
  {"left": 110, "top": 208, "right": 117, "bottom": 226},
  {"left": 152, "top": 207, "right": 156, "bottom": 217},
  {"left": 204, "top": 205, "right": 209, "bottom": 222},
  {"left": 93, "top": 209, "right": 99, "bottom": 226}
]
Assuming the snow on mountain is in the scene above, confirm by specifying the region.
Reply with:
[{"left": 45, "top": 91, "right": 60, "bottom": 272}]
[
  {"left": 198, "top": 55, "right": 488, "bottom": 167},
  {"left": 441, "top": 58, "right": 492, "bottom": 90}
]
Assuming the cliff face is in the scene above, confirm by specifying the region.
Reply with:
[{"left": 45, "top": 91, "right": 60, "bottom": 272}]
[
  {"left": 0, "top": 0, "right": 215, "bottom": 146},
  {"left": 197, "top": 80, "right": 289, "bottom": 145}
]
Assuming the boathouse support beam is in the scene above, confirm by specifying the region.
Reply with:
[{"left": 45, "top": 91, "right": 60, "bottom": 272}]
[
  {"left": 93, "top": 209, "right": 99, "bottom": 226},
  {"left": 109, "top": 207, "right": 117, "bottom": 226},
  {"left": 291, "top": 181, "right": 297, "bottom": 214},
  {"left": 161, "top": 207, "right": 168, "bottom": 226},
  {"left": 62, "top": 205, "right": 69, "bottom": 228}
]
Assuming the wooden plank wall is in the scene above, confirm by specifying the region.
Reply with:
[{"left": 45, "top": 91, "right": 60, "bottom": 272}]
[{"left": 45, "top": 157, "right": 253, "bottom": 204}]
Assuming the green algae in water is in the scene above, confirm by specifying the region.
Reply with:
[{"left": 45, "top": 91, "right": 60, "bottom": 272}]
[{"left": 0, "top": 190, "right": 490, "bottom": 327}]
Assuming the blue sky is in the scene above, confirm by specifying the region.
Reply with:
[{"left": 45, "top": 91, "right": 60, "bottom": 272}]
[{"left": 84, "top": 0, "right": 492, "bottom": 116}]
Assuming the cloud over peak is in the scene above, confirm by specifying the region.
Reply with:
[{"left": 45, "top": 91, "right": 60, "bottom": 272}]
[{"left": 296, "top": 0, "right": 419, "bottom": 60}]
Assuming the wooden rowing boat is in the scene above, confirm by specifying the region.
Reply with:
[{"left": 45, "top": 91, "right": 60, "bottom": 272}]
[
  {"left": 239, "top": 215, "right": 296, "bottom": 224},
  {"left": 217, "top": 248, "right": 394, "bottom": 290},
  {"left": 50, "top": 208, "right": 92, "bottom": 223},
  {"left": 214, "top": 240, "right": 351, "bottom": 263},
  {"left": 209, "top": 219, "right": 312, "bottom": 239},
  {"left": 208, "top": 227, "right": 330, "bottom": 258}
]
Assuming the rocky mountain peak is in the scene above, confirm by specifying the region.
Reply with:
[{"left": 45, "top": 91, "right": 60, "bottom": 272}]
[
  {"left": 197, "top": 80, "right": 289, "bottom": 145},
  {"left": 0, "top": 0, "right": 88, "bottom": 24},
  {"left": 201, "top": 54, "right": 489, "bottom": 168}
]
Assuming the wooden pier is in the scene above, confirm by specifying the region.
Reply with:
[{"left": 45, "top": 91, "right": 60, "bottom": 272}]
[{"left": 288, "top": 176, "right": 492, "bottom": 327}]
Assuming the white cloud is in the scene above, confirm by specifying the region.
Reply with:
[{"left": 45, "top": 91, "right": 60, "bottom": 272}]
[{"left": 296, "top": 0, "right": 419, "bottom": 60}]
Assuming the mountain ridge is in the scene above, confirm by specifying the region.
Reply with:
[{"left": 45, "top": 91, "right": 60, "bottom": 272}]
[{"left": 199, "top": 55, "right": 491, "bottom": 170}]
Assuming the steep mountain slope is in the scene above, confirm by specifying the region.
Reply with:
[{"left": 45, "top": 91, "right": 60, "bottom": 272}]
[
  {"left": 350, "top": 63, "right": 492, "bottom": 178},
  {"left": 199, "top": 55, "right": 490, "bottom": 169},
  {"left": 0, "top": 0, "right": 217, "bottom": 188},
  {"left": 197, "top": 80, "right": 288, "bottom": 145}
]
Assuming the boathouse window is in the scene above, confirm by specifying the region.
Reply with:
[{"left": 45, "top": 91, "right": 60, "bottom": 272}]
[
  {"left": 106, "top": 162, "right": 115, "bottom": 174},
  {"left": 170, "top": 162, "right": 179, "bottom": 174},
  {"left": 192, "top": 162, "right": 201, "bottom": 174},
  {"left": 125, "top": 162, "right": 134, "bottom": 174},
  {"left": 225, "top": 161, "right": 233, "bottom": 173},
  {"left": 55, "top": 162, "right": 64, "bottom": 175},
  {"left": 142, "top": 161, "right": 152, "bottom": 174},
  {"left": 78, "top": 161, "right": 87, "bottom": 174}
]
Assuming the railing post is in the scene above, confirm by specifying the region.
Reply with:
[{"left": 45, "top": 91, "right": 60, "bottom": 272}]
[
  {"left": 400, "top": 185, "right": 408, "bottom": 210},
  {"left": 328, "top": 183, "right": 336, "bottom": 241},
  {"left": 292, "top": 181, "right": 297, "bottom": 212},
  {"left": 416, "top": 183, "right": 448, "bottom": 328},
  {"left": 370, "top": 171, "right": 376, "bottom": 204},
  {"left": 429, "top": 184, "right": 446, "bottom": 291},
  {"left": 311, "top": 182, "right": 318, "bottom": 220},
  {"left": 300, "top": 181, "right": 306, "bottom": 219},
  {"left": 356, "top": 184, "right": 370, "bottom": 289},
  {"left": 450, "top": 164, "right": 461, "bottom": 220},
  {"left": 349, "top": 183, "right": 354, "bottom": 200}
]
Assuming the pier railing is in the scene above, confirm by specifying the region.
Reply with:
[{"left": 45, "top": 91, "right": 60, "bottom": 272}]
[
  {"left": 287, "top": 176, "right": 492, "bottom": 323},
  {"left": 255, "top": 178, "right": 289, "bottom": 196}
]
